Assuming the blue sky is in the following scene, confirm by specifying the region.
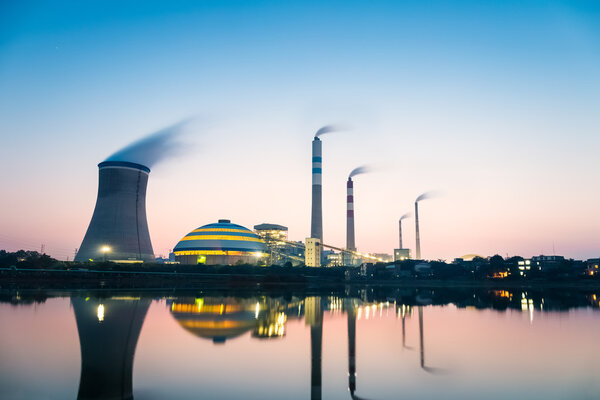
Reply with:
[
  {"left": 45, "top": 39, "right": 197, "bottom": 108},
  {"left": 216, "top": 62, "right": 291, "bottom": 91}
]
[{"left": 1, "top": 0, "right": 599, "bottom": 260}]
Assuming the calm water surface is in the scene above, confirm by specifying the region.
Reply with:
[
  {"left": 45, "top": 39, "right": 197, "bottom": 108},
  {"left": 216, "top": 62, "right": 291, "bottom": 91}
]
[{"left": 1, "top": 288, "right": 599, "bottom": 400}]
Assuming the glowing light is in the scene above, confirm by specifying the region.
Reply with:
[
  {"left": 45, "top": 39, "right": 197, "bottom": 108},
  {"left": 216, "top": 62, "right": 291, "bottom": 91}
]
[
  {"left": 97, "top": 304, "right": 105, "bottom": 322},
  {"left": 101, "top": 246, "right": 111, "bottom": 253},
  {"left": 255, "top": 302, "right": 260, "bottom": 319}
]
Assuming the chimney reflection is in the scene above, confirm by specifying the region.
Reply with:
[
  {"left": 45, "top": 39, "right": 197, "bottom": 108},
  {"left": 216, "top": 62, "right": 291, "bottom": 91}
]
[
  {"left": 72, "top": 297, "right": 150, "bottom": 400},
  {"left": 305, "top": 296, "right": 323, "bottom": 400},
  {"left": 418, "top": 306, "right": 446, "bottom": 374},
  {"left": 346, "top": 301, "right": 373, "bottom": 400}
]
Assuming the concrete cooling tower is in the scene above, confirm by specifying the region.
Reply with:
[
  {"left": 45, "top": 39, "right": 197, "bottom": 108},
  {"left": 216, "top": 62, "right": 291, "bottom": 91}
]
[{"left": 75, "top": 161, "right": 155, "bottom": 262}]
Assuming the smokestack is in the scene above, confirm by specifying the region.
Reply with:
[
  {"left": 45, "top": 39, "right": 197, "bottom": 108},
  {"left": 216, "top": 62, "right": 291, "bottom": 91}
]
[
  {"left": 75, "top": 161, "right": 155, "bottom": 262},
  {"left": 399, "top": 218, "right": 403, "bottom": 249},
  {"left": 311, "top": 137, "right": 323, "bottom": 241},
  {"left": 346, "top": 177, "right": 356, "bottom": 251},
  {"left": 415, "top": 201, "right": 421, "bottom": 260}
]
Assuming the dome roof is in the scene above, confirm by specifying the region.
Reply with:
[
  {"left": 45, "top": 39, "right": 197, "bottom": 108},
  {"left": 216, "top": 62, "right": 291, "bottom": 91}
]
[{"left": 173, "top": 219, "right": 266, "bottom": 254}]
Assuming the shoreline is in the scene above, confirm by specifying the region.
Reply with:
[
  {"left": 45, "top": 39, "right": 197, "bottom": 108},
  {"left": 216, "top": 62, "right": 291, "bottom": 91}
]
[{"left": 2, "top": 267, "right": 600, "bottom": 291}]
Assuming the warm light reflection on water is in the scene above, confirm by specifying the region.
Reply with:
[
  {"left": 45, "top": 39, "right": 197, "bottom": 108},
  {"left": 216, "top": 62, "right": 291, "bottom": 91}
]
[{"left": 1, "top": 288, "right": 600, "bottom": 400}]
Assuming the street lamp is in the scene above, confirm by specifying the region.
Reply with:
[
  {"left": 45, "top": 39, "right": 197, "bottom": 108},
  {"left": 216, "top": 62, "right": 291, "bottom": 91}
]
[{"left": 101, "top": 246, "right": 111, "bottom": 262}]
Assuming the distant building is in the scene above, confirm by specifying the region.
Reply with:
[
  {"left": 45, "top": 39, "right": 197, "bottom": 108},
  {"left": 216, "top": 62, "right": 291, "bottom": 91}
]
[
  {"left": 254, "top": 223, "right": 288, "bottom": 243},
  {"left": 394, "top": 249, "right": 411, "bottom": 261},
  {"left": 327, "top": 252, "right": 343, "bottom": 267},
  {"left": 517, "top": 259, "right": 533, "bottom": 276},
  {"left": 586, "top": 258, "right": 600, "bottom": 276},
  {"left": 254, "top": 223, "right": 290, "bottom": 265},
  {"left": 532, "top": 255, "right": 565, "bottom": 271},
  {"left": 305, "top": 238, "right": 321, "bottom": 267},
  {"left": 372, "top": 253, "right": 394, "bottom": 262}
]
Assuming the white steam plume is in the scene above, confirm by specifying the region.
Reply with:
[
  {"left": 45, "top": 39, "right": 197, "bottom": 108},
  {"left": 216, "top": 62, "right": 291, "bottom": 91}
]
[
  {"left": 399, "top": 212, "right": 412, "bottom": 221},
  {"left": 349, "top": 165, "right": 373, "bottom": 178},
  {"left": 315, "top": 125, "right": 343, "bottom": 137},
  {"left": 416, "top": 191, "right": 442, "bottom": 203},
  {"left": 104, "top": 119, "right": 191, "bottom": 169}
]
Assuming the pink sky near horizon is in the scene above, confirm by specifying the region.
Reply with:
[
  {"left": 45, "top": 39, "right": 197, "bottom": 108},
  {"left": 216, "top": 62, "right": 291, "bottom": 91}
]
[{"left": 0, "top": 117, "right": 599, "bottom": 262}]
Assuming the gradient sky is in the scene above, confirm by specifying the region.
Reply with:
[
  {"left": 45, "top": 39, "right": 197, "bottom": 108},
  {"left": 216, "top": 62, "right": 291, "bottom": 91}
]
[{"left": 0, "top": 0, "right": 599, "bottom": 260}]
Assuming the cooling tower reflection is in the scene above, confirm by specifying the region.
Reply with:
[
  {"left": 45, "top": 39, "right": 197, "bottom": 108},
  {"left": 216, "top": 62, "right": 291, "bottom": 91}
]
[
  {"left": 29, "top": 287, "right": 598, "bottom": 400},
  {"left": 72, "top": 297, "right": 150, "bottom": 400}
]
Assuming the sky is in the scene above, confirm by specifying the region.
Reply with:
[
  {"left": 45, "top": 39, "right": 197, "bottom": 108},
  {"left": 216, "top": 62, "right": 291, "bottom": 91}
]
[{"left": 0, "top": 0, "right": 599, "bottom": 261}]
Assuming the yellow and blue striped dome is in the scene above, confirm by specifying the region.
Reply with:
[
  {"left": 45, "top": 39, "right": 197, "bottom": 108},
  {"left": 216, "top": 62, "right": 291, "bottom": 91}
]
[{"left": 173, "top": 219, "right": 266, "bottom": 257}]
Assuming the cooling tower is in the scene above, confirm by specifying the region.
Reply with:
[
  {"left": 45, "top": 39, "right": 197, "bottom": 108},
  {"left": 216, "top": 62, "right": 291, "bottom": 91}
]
[
  {"left": 75, "top": 161, "right": 155, "bottom": 262},
  {"left": 310, "top": 137, "right": 323, "bottom": 241},
  {"left": 346, "top": 177, "right": 356, "bottom": 251},
  {"left": 415, "top": 201, "right": 421, "bottom": 260}
]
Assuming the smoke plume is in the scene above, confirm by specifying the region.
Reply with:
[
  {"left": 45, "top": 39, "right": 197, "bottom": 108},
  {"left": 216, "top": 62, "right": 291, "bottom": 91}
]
[
  {"left": 349, "top": 165, "right": 373, "bottom": 178},
  {"left": 399, "top": 212, "right": 412, "bottom": 221},
  {"left": 315, "top": 125, "right": 342, "bottom": 137},
  {"left": 104, "top": 119, "right": 191, "bottom": 169},
  {"left": 416, "top": 191, "right": 442, "bottom": 203}
]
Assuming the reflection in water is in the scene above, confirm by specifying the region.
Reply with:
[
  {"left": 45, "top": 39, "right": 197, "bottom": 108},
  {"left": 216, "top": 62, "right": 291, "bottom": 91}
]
[
  {"left": 170, "top": 297, "right": 258, "bottom": 344},
  {"left": 305, "top": 297, "right": 323, "bottom": 400},
  {"left": 169, "top": 297, "right": 302, "bottom": 343},
  {"left": 72, "top": 297, "right": 150, "bottom": 400},
  {"left": 3, "top": 287, "right": 600, "bottom": 399}
]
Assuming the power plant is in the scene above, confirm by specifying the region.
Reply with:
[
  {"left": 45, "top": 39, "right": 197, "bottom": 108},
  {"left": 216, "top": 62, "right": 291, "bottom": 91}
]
[
  {"left": 75, "top": 161, "right": 155, "bottom": 262},
  {"left": 69, "top": 121, "right": 439, "bottom": 267}
]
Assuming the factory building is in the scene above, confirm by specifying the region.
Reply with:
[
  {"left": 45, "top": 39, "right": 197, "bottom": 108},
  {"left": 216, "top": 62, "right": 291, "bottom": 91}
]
[
  {"left": 305, "top": 238, "right": 321, "bottom": 267},
  {"left": 254, "top": 223, "right": 288, "bottom": 243},
  {"left": 173, "top": 219, "right": 267, "bottom": 265},
  {"left": 254, "top": 223, "right": 287, "bottom": 264},
  {"left": 394, "top": 249, "right": 411, "bottom": 261}
]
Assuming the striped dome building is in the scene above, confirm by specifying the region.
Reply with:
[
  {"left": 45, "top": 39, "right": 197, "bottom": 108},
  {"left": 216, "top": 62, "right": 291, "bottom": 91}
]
[{"left": 173, "top": 219, "right": 267, "bottom": 265}]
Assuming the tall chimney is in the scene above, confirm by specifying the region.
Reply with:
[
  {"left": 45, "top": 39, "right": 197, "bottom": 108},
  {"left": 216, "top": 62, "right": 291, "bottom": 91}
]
[
  {"left": 415, "top": 201, "right": 421, "bottom": 260},
  {"left": 346, "top": 177, "right": 356, "bottom": 251},
  {"left": 399, "top": 218, "right": 403, "bottom": 249},
  {"left": 75, "top": 161, "right": 155, "bottom": 262},
  {"left": 310, "top": 138, "right": 323, "bottom": 241}
]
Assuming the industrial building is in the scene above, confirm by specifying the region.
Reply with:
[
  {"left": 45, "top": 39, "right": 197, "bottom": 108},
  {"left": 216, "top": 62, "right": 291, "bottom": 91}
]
[
  {"left": 173, "top": 219, "right": 267, "bottom": 265},
  {"left": 254, "top": 223, "right": 306, "bottom": 266},
  {"left": 394, "top": 248, "right": 411, "bottom": 261},
  {"left": 305, "top": 238, "right": 321, "bottom": 267},
  {"left": 75, "top": 161, "right": 155, "bottom": 263}
]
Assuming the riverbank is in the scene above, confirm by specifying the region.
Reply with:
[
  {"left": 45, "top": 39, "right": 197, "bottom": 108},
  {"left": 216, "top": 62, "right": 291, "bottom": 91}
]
[{"left": 1, "top": 265, "right": 599, "bottom": 291}]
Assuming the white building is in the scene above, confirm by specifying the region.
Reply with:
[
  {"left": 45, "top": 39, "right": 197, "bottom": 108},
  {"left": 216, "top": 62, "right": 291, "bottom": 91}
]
[{"left": 305, "top": 238, "right": 321, "bottom": 267}]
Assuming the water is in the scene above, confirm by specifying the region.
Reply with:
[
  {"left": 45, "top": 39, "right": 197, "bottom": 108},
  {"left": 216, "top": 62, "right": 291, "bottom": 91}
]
[{"left": 1, "top": 287, "right": 599, "bottom": 400}]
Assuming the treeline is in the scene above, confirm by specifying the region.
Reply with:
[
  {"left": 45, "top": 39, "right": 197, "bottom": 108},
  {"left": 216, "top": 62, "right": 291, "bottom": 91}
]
[
  {"left": 0, "top": 250, "right": 60, "bottom": 269},
  {"left": 364, "top": 254, "right": 594, "bottom": 281}
]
